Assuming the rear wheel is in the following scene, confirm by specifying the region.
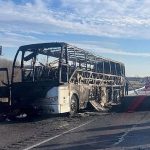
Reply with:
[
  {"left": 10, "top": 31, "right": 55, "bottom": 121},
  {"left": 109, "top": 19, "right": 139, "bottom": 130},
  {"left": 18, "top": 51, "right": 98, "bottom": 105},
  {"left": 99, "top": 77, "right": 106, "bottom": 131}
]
[{"left": 70, "top": 95, "right": 78, "bottom": 116}]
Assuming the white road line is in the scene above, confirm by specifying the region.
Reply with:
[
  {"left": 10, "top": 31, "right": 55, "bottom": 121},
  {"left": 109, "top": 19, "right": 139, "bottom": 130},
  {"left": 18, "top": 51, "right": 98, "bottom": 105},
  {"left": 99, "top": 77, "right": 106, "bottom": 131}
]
[
  {"left": 23, "top": 119, "right": 95, "bottom": 150},
  {"left": 113, "top": 125, "right": 136, "bottom": 146},
  {"left": 114, "top": 112, "right": 148, "bottom": 146}
]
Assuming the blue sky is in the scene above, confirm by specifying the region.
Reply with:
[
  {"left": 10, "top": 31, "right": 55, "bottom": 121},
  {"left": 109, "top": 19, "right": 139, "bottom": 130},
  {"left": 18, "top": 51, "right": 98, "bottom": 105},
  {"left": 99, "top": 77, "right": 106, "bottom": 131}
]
[{"left": 1, "top": 0, "right": 150, "bottom": 76}]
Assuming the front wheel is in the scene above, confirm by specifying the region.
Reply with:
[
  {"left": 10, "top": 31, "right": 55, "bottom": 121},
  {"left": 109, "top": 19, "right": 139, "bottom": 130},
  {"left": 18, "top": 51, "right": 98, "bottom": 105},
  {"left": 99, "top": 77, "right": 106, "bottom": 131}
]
[{"left": 70, "top": 95, "right": 78, "bottom": 116}]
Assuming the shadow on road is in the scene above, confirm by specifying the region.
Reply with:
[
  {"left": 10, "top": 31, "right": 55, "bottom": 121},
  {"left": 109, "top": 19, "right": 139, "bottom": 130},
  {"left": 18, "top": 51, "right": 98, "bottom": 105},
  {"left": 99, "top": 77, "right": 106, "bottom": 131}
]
[
  {"left": 111, "top": 95, "right": 150, "bottom": 113},
  {"left": 0, "top": 113, "right": 70, "bottom": 124}
]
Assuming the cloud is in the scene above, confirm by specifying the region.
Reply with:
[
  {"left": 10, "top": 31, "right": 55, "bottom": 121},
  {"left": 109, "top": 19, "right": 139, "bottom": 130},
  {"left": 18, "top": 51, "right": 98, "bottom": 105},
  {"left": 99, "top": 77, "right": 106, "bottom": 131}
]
[
  {"left": 72, "top": 42, "right": 150, "bottom": 57},
  {"left": 1, "top": 0, "right": 150, "bottom": 39},
  {"left": 1, "top": 0, "right": 150, "bottom": 77},
  {"left": 97, "top": 48, "right": 150, "bottom": 57},
  {"left": 0, "top": 32, "right": 42, "bottom": 48},
  {"left": 1, "top": 0, "right": 150, "bottom": 56}
]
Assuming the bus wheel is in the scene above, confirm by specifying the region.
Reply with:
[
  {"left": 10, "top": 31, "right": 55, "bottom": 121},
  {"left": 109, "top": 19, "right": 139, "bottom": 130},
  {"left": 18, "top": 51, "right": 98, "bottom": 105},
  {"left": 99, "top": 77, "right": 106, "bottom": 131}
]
[{"left": 70, "top": 95, "right": 78, "bottom": 116}]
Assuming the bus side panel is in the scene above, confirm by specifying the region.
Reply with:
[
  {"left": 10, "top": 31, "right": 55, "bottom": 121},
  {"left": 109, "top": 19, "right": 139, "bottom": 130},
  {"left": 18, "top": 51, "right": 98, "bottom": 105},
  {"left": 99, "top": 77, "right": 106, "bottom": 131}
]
[
  {"left": 46, "top": 85, "right": 70, "bottom": 114},
  {"left": 58, "top": 85, "right": 70, "bottom": 113},
  {"left": 70, "top": 83, "right": 89, "bottom": 109},
  {"left": 45, "top": 87, "right": 59, "bottom": 113},
  {"left": 47, "top": 83, "right": 90, "bottom": 114}
]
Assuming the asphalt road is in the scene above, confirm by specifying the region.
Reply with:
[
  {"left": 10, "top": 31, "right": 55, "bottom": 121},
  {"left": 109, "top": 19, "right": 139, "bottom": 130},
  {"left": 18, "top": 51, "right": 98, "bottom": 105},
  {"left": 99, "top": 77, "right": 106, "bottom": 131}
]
[
  {"left": 30, "top": 111, "right": 150, "bottom": 150},
  {"left": 1, "top": 96, "right": 150, "bottom": 150}
]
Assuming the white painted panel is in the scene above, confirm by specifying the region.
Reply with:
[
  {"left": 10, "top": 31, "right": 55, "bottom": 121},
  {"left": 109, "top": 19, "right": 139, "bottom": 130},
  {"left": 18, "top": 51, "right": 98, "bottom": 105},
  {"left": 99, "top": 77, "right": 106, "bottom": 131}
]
[
  {"left": 45, "top": 85, "right": 70, "bottom": 113},
  {"left": 58, "top": 85, "right": 70, "bottom": 113}
]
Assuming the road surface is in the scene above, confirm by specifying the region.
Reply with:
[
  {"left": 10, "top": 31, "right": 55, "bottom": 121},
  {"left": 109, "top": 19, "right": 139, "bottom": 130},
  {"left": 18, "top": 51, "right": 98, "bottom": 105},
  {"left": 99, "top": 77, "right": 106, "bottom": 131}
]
[
  {"left": 0, "top": 96, "right": 150, "bottom": 150},
  {"left": 32, "top": 112, "right": 150, "bottom": 150}
]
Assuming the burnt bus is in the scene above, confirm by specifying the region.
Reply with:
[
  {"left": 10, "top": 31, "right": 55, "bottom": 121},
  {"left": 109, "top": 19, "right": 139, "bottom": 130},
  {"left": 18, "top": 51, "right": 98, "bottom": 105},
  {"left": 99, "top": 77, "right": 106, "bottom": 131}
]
[{"left": 0, "top": 42, "right": 125, "bottom": 115}]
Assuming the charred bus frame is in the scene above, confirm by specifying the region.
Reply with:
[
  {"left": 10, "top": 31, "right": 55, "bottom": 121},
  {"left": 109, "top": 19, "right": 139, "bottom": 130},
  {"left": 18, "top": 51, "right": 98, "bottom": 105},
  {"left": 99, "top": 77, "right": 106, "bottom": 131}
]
[{"left": 0, "top": 42, "right": 125, "bottom": 115}]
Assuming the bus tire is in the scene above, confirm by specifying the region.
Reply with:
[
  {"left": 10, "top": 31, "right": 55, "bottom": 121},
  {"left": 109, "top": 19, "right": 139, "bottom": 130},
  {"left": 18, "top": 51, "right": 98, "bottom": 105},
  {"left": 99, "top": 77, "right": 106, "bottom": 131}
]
[{"left": 70, "top": 94, "right": 78, "bottom": 116}]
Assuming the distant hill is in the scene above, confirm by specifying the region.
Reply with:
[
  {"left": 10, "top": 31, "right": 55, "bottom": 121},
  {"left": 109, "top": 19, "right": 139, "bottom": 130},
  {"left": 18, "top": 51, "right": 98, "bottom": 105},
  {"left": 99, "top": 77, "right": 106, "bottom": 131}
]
[
  {"left": 127, "top": 77, "right": 150, "bottom": 83},
  {"left": 127, "top": 77, "right": 150, "bottom": 90}
]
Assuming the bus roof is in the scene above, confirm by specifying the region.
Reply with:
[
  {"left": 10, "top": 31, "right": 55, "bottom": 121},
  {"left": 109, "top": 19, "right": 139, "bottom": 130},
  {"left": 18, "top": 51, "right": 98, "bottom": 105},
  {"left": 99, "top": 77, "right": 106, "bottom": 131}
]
[{"left": 19, "top": 42, "right": 124, "bottom": 66}]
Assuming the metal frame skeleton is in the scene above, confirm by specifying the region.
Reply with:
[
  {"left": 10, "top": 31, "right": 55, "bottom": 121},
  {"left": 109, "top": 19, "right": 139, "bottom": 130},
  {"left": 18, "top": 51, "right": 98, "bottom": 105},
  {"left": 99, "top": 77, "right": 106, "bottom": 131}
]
[{"left": 0, "top": 42, "right": 126, "bottom": 116}]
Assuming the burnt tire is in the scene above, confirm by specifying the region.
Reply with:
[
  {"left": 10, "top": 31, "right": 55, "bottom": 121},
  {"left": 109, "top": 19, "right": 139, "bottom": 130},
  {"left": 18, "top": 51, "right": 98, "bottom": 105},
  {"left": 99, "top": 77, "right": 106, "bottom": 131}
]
[{"left": 70, "top": 95, "right": 78, "bottom": 116}]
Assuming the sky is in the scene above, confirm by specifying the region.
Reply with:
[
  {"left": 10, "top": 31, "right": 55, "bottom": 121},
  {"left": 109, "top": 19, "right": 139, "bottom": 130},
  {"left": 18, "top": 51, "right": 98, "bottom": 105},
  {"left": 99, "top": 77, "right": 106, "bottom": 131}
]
[{"left": 1, "top": 0, "right": 150, "bottom": 77}]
